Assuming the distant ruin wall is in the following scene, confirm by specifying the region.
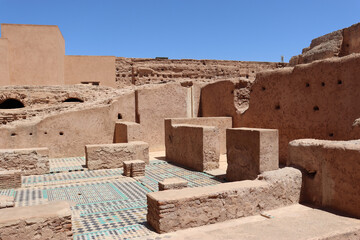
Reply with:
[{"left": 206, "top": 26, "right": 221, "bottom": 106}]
[
  {"left": 0, "top": 39, "right": 10, "bottom": 86},
  {"left": 65, "top": 55, "right": 116, "bottom": 87},
  {"left": 290, "top": 23, "right": 360, "bottom": 65},
  {"left": 115, "top": 58, "right": 284, "bottom": 88},
  {"left": 201, "top": 54, "right": 360, "bottom": 163},
  {"left": 0, "top": 24, "right": 65, "bottom": 86}
]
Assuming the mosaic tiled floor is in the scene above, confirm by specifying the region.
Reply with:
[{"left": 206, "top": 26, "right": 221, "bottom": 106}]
[
  {"left": 49, "top": 156, "right": 87, "bottom": 173},
  {"left": 1, "top": 159, "right": 224, "bottom": 240},
  {"left": 138, "top": 160, "right": 224, "bottom": 191},
  {"left": 22, "top": 168, "right": 124, "bottom": 187}
]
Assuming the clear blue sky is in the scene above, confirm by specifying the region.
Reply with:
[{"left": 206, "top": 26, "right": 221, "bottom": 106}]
[{"left": 1, "top": 0, "right": 359, "bottom": 62}]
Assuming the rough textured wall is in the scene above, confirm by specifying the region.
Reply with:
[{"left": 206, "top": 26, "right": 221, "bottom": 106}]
[
  {"left": 0, "top": 148, "right": 49, "bottom": 175},
  {"left": 0, "top": 24, "right": 65, "bottom": 85},
  {"left": 288, "top": 139, "right": 360, "bottom": 218},
  {"left": 240, "top": 54, "right": 360, "bottom": 162},
  {"left": 290, "top": 22, "right": 360, "bottom": 65},
  {"left": 147, "top": 167, "right": 301, "bottom": 233},
  {"left": 65, "top": 55, "right": 116, "bottom": 87},
  {"left": 136, "top": 83, "right": 190, "bottom": 151},
  {"left": 115, "top": 58, "right": 284, "bottom": 88},
  {"left": 201, "top": 54, "right": 360, "bottom": 163},
  {"left": 85, "top": 141, "right": 149, "bottom": 170},
  {"left": 0, "top": 39, "right": 10, "bottom": 85},
  {"left": 0, "top": 91, "right": 135, "bottom": 157},
  {"left": 0, "top": 201, "right": 72, "bottom": 240}
]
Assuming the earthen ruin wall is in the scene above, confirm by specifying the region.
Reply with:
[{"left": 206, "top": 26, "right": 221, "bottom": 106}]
[
  {"left": 201, "top": 54, "right": 360, "bottom": 163},
  {"left": 1, "top": 24, "right": 65, "bottom": 85},
  {"left": 0, "top": 39, "right": 10, "bottom": 86},
  {"left": 147, "top": 167, "right": 301, "bottom": 233},
  {"left": 0, "top": 92, "right": 135, "bottom": 157},
  {"left": 0, "top": 147, "right": 49, "bottom": 175},
  {"left": 115, "top": 58, "right": 283, "bottom": 87},
  {"left": 288, "top": 139, "right": 360, "bottom": 218},
  {"left": 0, "top": 201, "right": 72, "bottom": 239},
  {"left": 64, "top": 55, "right": 116, "bottom": 87}
]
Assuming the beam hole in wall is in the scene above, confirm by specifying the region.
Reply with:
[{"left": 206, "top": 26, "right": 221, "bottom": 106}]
[
  {"left": 59, "top": 131, "right": 64, "bottom": 136},
  {"left": 321, "top": 82, "right": 325, "bottom": 86},
  {"left": 329, "top": 133, "right": 334, "bottom": 137},
  {"left": 313, "top": 106, "right": 319, "bottom": 111},
  {"left": 118, "top": 113, "right": 122, "bottom": 120},
  {"left": 306, "top": 83, "right": 310, "bottom": 87},
  {"left": 11, "top": 133, "right": 16, "bottom": 137},
  {"left": 338, "top": 80, "right": 342, "bottom": 85},
  {"left": 275, "top": 104, "right": 281, "bottom": 110},
  {"left": 29, "top": 133, "right": 32, "bottom": 136},
  {"left": 44, "top": 131, "right": 47, "bottom": 135},
  {"left": 306, "top": 170, "right": 317, "bottom": 179},
  {"left": 261, "top": 86, "right": 266, "bottom": 91},
  {"left": 63, "top": 98, "right": 84, "bottom": 103},
  {"left": 0, "top": 99, "right": 25, "bottom": 109}
]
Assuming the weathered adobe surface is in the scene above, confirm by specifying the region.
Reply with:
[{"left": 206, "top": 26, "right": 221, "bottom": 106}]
[
  {"left": 0, "top": 85, "right": 131, "bottom": 125},
  {"left": 0, "top": 201, "right": 72, "bottom": 240},
  {"left": 290, "top": 22, "right": 360, "bottom": 65},
  {"left": 201, "top": 53, "right": 360, "bottom": 163},
  {"left": 288, "top": 139, "right": 360, "bottom": 218},
  {"left": 115, "top": 58, "right": 285, "bottom": 87}
]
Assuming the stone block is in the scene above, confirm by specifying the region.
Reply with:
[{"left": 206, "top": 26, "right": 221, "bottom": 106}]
[
  {"left": 226, "top": 128, "right": 279, "bottom": 181},
  {"left": 0, "top": 201, "right": 72, "bottom": 239},
  {"left": 159, "top": 178, "right": 188, "bottom": 191},
  {"left": 0, "top": 196, "right": 15, "bottom": 209},
  {"left": 0, "top": 170, "right": 22, "bottom": 189},
  {"left": 123, "top": 160, "right": 145, "bottom": 177},
  {"left": 165, "top": 122, "right": 220, "bottom": 171},
  {"left": 147, "top": 167, "right": 301, "bottom": 233},
  {"left": 113, "top": 121, "right": 143, "bottom": 143},
  {"left": 86, "top": 141, "right": 149, "bottom": 170},
  {"left": 0, "top": 148, "right": 49, "bottom": 176},
  {"left": 165, "top": 117, "right": 232, "bottom": 154}
]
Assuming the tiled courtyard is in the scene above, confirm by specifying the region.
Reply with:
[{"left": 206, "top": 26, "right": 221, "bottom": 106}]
[{"left": 0, "top": 156, "right": 224, "bottom": 240}]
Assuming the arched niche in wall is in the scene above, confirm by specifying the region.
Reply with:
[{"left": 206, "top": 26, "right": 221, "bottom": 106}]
[
  {"left": 0, "top": 98, "right": 25, "bottom": 109},
  {"left": 63, "top": 97, "right": 84, "bottom": 103}
]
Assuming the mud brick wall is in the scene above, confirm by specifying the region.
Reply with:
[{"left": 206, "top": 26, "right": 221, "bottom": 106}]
[
  {"left": 0, "top": 148, "right": 49, "bottom": 175},
  {"left": 86, "top": 141, "right": 149, "bottom": 170},
  {"left": 0, "top": 201, "right": 72, "bottom": 239},
  {"left": 147, "top": 167, "right": 301, "bottom": 233},
  {"left": 288, "top": 139, "right": 360, "bottom": 218}
]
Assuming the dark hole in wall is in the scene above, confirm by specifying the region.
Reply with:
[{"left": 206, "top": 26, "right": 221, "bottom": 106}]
[
  {"left": 306, "top": 83, "right": 310, "bottom": 87},
  {"left": 329, "top": 133, "right": 334, "bottom": 137},
  {"left": 63, "top": 98, "right": 84, "bottom": 103},
  {"left": 313, "top": 106, "right": 319, "bottom": 111},
  {"left": 275, "top": 104, "right": 281, "bottom": 110},
  {"left": 0, "top": 99, "right": 25, "bottom": 109},
  {"left": 118, "top": 113, "right": 122, "bottom": 120},
  {"left": 338, "top": 80, "right": 342, "bottom": 85},
  {"left": 59, "top": 132, "right": 64, "bottom": 136},
  {"left": 321, "top": 82, "right": 325, "bottom": 86}
]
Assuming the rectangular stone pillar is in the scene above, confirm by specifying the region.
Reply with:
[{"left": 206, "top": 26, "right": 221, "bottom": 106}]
[{"left": 226, "top": 128, "right": 279, "bottom": 181}]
